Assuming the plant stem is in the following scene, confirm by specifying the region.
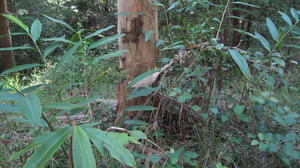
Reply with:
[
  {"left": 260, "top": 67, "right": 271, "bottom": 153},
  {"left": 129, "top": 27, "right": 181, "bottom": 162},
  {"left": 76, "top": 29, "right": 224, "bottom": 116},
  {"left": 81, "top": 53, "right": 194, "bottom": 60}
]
[
  {"left": 216, "top": 0, "right": 231, "bottom": 40},
  {"left": 268, "top": 20, "right": 300, "bottom": 57}
]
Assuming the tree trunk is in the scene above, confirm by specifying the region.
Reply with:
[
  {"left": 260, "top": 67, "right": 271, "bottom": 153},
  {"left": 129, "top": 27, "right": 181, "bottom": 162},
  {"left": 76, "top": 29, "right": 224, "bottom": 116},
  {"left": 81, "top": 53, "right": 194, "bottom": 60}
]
[
  {"left": 117, "top": 0, "right": 159, "bottom": 119},
  {"left": 0, "top": 0, "right": 15, "bottom": 71}
]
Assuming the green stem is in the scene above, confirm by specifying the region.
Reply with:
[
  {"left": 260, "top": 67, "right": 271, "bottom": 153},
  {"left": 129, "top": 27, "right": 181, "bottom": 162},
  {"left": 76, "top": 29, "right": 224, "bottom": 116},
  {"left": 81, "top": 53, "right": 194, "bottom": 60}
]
[{"left": 268, "top": 20, "right": 300, "bottom": 57}]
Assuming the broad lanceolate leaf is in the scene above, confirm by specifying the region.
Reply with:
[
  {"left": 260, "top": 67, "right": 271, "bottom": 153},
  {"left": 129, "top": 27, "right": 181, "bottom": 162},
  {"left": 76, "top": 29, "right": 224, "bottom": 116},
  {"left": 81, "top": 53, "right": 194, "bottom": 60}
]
[
  {"left": 43, "top": 15, "right": 75, "bottom": 32},
  {"left": 42, "top": 37, "right": 74, "bottom": 44},
  {"left": 167, "top": 1, "right": 180, "bottom": 11},
  {"left": 44, "top": 43, "right": 61, "bottom": 58},
  {"left": 0, "top": 32, "right": 27, "bottom": 38},
  {"left": 9, "top": 117, "right": 47, "bottom": 127},
  {"left": 24, "top": 127, "right": 72, "bottom": 168},
  {"left": 88, "top": 34, "right": 126, "bottom": 50},
  {"left": 290, "top": 8, "right": 299, "bottom": 22},
  {"left": 233, "top": 29, "right": 256, "bottom": 38},
  {"left": 21, "top": 84, "right": 47, "bottom": 94},
  {"left": 255, "top": 32, "right": 271, "bottom": 51},
  {"left": 30, "top": 19, "right": 42, "bottom": 42},
  {"left": 283, "top": 44, "right": 300, "bottom": 49},
  {"left": 93, "top": 50, "right": 128, "bottom": 63},
  {"left": 0, "top": 46, "right": 33, "bottom": 51},
  {"left": 127, "top": 87, "right": 159, "bottom": 100},
  {"left": 278, "top": 11, "right": 293, "bottom": 26},
  {"left": 8, "top": 130, "right": 57, "bottom": 161},
  {"left": 16, "top": 93, "right": 43, "bottom": 125},
  {"left": 0, "top": 93, "right": 22, "bottom": 101},
  {"left": 84, "top": 25, "right": 114, "bottom": 40},
  {"left": 126, "top": 105, "right": 157, "bottom": 112},
  {"left": 1, "top": 64, "right": 43, "bottom": 75},
  {"left": 84, "top": 127, "right": 136, "bottom": 168},
  {"left": 231, "top": 2, "right": 260, "bottom": 8},
  {"left": 72, "top": 126, "right": 96, "bottom": 168},
  {"left": 55, "top": 41, "right": 82, "bottom": 71},
  {"left": 0, "top": 104, "right": 20, "bottom": 113},
  {"left": 44, "top": 102, "right": 81, "bottom": 110},
  {"left": 266, "top": 18, "right": 279, "bottom": 42},
  {"left": 124, "top": 120, "right": 149, "bottom": 126},
  {"left": 229, "top": 50, "right": 251, "bottom": 80},
  {"left": 2, "top": 14, "right": 29, "bottom": 32}
]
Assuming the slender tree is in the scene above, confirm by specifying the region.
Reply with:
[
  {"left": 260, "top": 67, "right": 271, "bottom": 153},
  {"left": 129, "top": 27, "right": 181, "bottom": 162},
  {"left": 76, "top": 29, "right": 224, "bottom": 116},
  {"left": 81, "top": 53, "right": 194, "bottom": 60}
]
[
  {"left": 117, "top": 0, "right": 159, "bottom": 119},
  {"left": 0, "top": 0, "right": 16, "bottom": 71}
]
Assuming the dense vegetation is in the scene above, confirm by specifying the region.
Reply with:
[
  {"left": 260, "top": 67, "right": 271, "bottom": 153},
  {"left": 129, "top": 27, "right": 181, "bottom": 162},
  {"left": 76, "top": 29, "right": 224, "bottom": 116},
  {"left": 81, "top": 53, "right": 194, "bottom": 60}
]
[{"left": 0, "top": 0, "right": 300, "bottom": 167}]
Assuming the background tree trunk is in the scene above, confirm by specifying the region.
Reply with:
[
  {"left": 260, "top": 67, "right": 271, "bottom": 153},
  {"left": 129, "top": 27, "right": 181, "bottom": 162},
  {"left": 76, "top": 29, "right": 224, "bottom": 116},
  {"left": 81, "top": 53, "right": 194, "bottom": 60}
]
[
  {"left": 117, "top": 0, "right": 159, "bottom": 119},
  {"left": 0, "top": 0, "right": 16, "bottom": 71}
]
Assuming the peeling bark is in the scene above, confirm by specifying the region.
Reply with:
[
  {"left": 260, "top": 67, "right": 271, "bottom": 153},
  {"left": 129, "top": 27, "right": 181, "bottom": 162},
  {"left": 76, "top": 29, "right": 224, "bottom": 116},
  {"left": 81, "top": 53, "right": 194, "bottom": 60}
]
[{"left": 117, "top": 0, "right": 159, "bottom": 119}]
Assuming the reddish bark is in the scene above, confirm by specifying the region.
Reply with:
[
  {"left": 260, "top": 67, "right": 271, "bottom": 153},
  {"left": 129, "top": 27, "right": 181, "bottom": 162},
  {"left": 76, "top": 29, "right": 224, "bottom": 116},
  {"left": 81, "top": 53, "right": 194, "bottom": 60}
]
[
  {"left": 117, "top": 0, "right": 159, "bottom": 119},
  {"left": 0, "top": 0, "right": 15, "bottom": 71}
]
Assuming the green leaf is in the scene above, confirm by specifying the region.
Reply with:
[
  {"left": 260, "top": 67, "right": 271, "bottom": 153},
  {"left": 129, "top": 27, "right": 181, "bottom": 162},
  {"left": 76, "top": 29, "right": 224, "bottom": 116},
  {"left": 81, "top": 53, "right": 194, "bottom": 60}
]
[
  {"left": 266, "top": 18, "right": 279, "bottom": 42},
  {"left": 127, "top": 87, "right": 159, "bottom": 100},
  {"left": 9, "top": 117, "right": 47, "bottom": 127},
  {"left": 127, "top": 69, "right": 159, "bottom": 88},
  {"left": 167, "top": 1, "right": 180, "bottom": 11},
  {"left": 234, "top": 105, "right": 245, "bottom": 116},
  {"left": 84, "top": 127, "right": 136, "bottom": 167},
  {"left": 290, "top": 8, "right": 299, "bottom": 21},
  {"left": 93, "top": 49, "right": 128, "bottom": 62},
  {"left": 2, "top": 14, "right": 29, "bottom": 32},
  {"left": 43, "top": 15, "right": 75, "bottom": 32},
  {"left": 251, "top": 140, "right": 259, "bottom": 146},
  {"left": 8, "top": 132, "right": 55, "bottom": 161},
  {"left": 76, "top": 96, "right": 101, "bottom": 106},
  {"left": 209, "top": 107, "right": 219, "bottom": 114},
  {"left": 126, "top": 105, "right": 156, "bottom": 112},
  {"left": 16, "top": 94, "right": 43, "bottom": 125},
  {"left": 124, "top": 120, "right": 149, "bottom": 126},
  {"left": 88, "top": 34, "right": 126, "bottom": 50},
  {"left": 84, "top": 25, "right": 114, "bottom": 40},
  {"left": 72, "top": 126, "right": 96, "bottom": 168},
  {"left": 44, "top": 102, "right": 81, "bottom": 110},
  {"left": 0, "top": 46, "right": 33, "bottom": 51},
  {"left": 283, "top": 44, "right": 300, "bottom": 49},
  {"left": 231, "top": 2, "right": 260, "bottom": 8},
  {"left": 192, "top": 105, "right": 201, "bottom": 112},
  {"left": 178, "top": 94, "right": 193, "bottom": 103},
  {"left": 42, "top": 37, "right": 74, "bottom": 44},
  {"left": 271, "top": 57, "right": 285, "bottom": 67},
  {"left": 0, "top": 93, "right": 21, "bottom": 101},
  {"left": 150, "top": 154, "right": 162, "bottom": 163},
  {"left": 1, "top": 64, "right": 43, "bottom": 75},
  {"left": 30, "top": 19, "right": 42, "bottom": 42},
  {"left": 278, "top": 11, "right": 293, "bottom": 26},
  {"left": 144, "top": 30, "right": 154, "bottom": 42},
  {"left": 131, "top": 130, "right": 147, "bottom": 141},
  {"left": 183, "top": 151, "right": 198, "bottom": 166},
  {"left": 258, "top": 133, "right": 264, "bottom": 140},
  {"left": 44, "top": 43, "right": 61, "bottom": 58},
  {"left": 254, "top": 32, "right": 271, "bottom": 51},
  {"left": 0, "top": 32, "right": 27, "bottom": 38},
  {"left": 21, "top": 84, "right": 46, "bottom": 94},
  {"left": 55, "top": 41, "right": 82, "bottom": 71},
  {"left": 161, "top": 41, "right": 185, "bottom": 51},
  {"left": 229, "top": 50, "right": 251, "bottom": 80},
  {"left": 24, "top": 127, "right": 72, "bottom": 168},
  {"left": 0, "top": 104, "right": 20, "bottom": 113}
]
